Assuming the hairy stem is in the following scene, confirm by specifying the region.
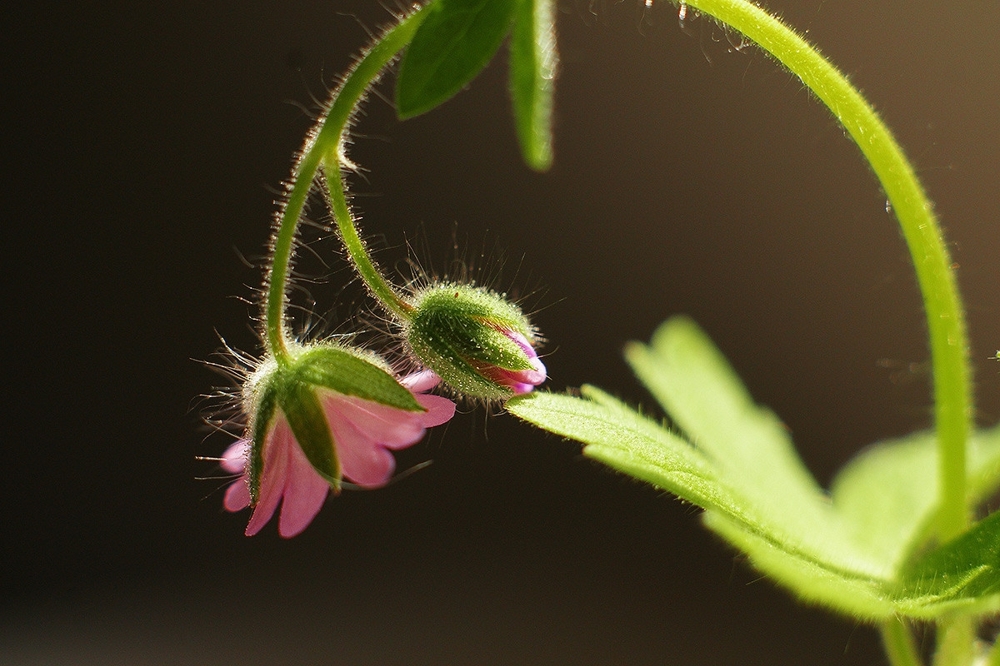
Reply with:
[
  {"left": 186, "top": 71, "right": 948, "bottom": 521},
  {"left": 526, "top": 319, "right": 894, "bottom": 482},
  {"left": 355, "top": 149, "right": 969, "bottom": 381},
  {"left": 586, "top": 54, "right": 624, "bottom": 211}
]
[
  {"left": 882, "top": 618, "right": 924, "bottom": 666},
  {"left": 317, "top": 10, "right": 428, "bottom": 320},
  {"left": 264, "top": 141, "right": 323, "bottom": 364},
  {"left": 679, "top": 0, "right": 971, "bottom": 540},
  {"left": 321, "top": 164, "right": 413, "bottom": 320},
  {"left": 262, "top": 9, "right": 426, "bottom": 360}
]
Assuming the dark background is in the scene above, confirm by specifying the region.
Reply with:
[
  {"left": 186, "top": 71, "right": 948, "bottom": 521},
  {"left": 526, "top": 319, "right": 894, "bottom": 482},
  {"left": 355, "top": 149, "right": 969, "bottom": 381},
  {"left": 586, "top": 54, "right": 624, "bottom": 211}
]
[{"left": 4, "top": 0, "right": 998, "bottom": 663}]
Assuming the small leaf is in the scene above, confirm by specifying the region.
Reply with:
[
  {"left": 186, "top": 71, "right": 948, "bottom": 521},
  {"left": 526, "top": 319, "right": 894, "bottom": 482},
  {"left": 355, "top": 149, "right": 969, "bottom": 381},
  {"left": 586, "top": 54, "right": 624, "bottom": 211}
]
[
  {"left": 397, "top": 0, "right": 518, "bottom": 119},
  {"left": 293, "top": 346, "right": 424, "bottom": 412},
  {"left": 509, "top": 0, "right": 557, "bottom": 170}
]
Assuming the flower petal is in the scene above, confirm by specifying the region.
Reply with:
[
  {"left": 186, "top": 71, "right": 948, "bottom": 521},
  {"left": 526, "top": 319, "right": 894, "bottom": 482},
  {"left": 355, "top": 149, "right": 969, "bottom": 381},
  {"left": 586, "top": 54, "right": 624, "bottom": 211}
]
[
  {"left": 325, "top": 394, "right": 428, "bottom": 448},
  {"left": 245, "top": 418, "right": 293, "bottom": 536},
  {"left": 224, "top": 478, "right": 251, "bottom": 512},
  {"left": 277, "top": 439, "right": 331, "bottom": 538},
  {"left": 220, "top": 440, "right": 249, "bottom": 474},
  {"left": 329, "top": 415, "right": 396, "bottom": 488},
  {"left": 400, "top": 369, "right": 442, "bottom": 393},
  {"left": 415, "top": 393, "right": 456, "bottom": 428}
]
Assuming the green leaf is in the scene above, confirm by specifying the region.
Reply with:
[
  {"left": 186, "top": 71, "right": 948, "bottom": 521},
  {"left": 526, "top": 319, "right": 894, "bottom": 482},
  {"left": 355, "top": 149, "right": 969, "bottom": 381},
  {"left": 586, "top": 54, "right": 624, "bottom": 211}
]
[
  {"left": 293, "top": 346, "right": 423, "bottom": 412},
  {"left": 509, "top": 388, "right": 893, "bottom": 616},
  {"left": 510, "top": 315, "right": 1000, "bottom": 620},
  {"left": 509, "top": 0, "right": 557, "bottom": 170},
  {"left": 626, "top": 317, "right": 877, "bottom": 577},
  {"left": 397, "top": 0, "right": 518, "bottom": 119},
  {"left": 831, "top": 424, "right": 1000, "bottom": 573},
  {"left": 897, "top": 509, "right": 1000, "bottom": 616}
]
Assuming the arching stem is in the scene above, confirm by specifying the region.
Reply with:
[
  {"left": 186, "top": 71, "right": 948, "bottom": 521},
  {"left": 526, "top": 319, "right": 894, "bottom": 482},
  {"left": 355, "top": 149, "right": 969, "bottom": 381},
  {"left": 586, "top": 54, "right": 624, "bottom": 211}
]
[
  {"left": 679, "top": 0, "right": 971, "bottom": 541},
  {"left": 676, "top": 2, "right": 973, "bottom": 663},
  {"left": 262, "top": 7, "right": 427, "bottom": 362}
]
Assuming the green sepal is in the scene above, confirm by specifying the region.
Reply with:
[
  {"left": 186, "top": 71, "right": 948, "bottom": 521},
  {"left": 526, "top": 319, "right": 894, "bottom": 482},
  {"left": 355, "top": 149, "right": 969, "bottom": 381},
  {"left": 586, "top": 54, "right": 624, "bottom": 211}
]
[
  {"left": 397, "top": 0, "right": 518, "bottom": 119},
  {"left": 246, "top": 372, "right": 281, "bottom": 505},
  {"left": 293, "top": 345, "right": 424, "bottom": 412},
  {"left": 407, "top": 284, "right": 537, "bottom": 399},
  {"left": 278, "top": 378, "right": 341, "bottom": 489},
  {"left": 509, "top": 0, "right": 557, "bottom": 171},
  {"left": 407, "top": 322, "right": 509, "bottom": 399}
]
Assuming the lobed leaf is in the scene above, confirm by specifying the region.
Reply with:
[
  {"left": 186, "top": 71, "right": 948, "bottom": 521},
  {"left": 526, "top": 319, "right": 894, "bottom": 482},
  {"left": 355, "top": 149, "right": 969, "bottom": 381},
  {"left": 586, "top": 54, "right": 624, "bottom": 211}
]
[
  {"left": 626, "top": 317, "right": 881, "bottom": 578},
  {"left": 831, "top": 423, "right": 1000, "bottom": 573},
  {"left": 510, "top": 315, "right": 1000, "bottom": 620},
  {"left": 397, "top": 0, "right": 518, "bottom": 119}
]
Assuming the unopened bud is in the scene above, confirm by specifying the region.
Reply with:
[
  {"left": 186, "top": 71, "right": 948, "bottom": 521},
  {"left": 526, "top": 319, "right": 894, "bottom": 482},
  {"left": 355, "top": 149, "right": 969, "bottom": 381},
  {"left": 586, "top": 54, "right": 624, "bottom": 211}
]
[{"left": 404, "top": 284, "right": 546, "bottom": 400}]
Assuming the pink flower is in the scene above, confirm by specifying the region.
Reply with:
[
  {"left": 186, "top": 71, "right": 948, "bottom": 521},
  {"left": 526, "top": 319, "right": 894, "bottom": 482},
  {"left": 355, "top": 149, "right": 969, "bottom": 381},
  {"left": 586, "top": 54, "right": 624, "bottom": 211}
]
[
  {"left": 222, "top": 371, "right": 454, "bottom": 538},
  {"left": 476, "top": 330, "right": 547, "bottom": 395}
]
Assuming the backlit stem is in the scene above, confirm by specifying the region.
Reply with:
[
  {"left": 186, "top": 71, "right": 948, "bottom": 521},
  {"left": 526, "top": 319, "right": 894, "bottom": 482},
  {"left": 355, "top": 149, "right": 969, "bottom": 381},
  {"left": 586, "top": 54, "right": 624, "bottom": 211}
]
[
  {"left": 680, "top": 0, "right": 971, "bottom": 541},
  {"left": 263, "top": 7, "right": 427, "bottom": 361}
]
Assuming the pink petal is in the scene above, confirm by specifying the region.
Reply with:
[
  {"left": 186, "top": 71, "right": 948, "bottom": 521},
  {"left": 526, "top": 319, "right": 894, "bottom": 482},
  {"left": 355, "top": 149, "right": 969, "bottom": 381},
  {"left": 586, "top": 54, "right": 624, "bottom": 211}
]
[
  {"left": 245, "top": 418, "right": 293, "bottom": 536},
  {"left": 224, "top": 478, "right": 251, "bottom": 512},
  {"left": 504, "top": 380, "right": 535, "bottom": 395},
  {"left": 505, "top": 330, "right": 537, "bottom": 357},
  {"left": 400, "top": 369, "right": 442, "bottom": 393},
  {"left": 277, "top": 439, "right": 331, "bottom": 538},
  {"left": 483, "top": 330, "right": 547, "bottom": 393},
  {"left": 524, "top": 356, "right": 548, "bottom": 384},
  {"left": 415, "top": 393, "right": 456, "bottom": 428},
  {"left": 325, "top": 394, "right": 427, "bottom": 448},
  {"left": 502, "top": 356, "right": 547, "bottom": 392},
  {"left": 220, "top": 440, "right": 249, "bottom": 474},
  {"left": 329, "top": 415, "right": 396, "bottom": 488}
]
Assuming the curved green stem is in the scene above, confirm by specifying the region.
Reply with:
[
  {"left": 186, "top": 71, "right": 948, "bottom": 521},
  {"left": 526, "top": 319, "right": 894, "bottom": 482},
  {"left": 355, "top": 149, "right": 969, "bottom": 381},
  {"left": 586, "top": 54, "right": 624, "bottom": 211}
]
[
  {"left": 316, "top": 10, "right": 428, "bottom": 320},
  {"left": 263, "top": 8, "right": 427, "bottom": 361},
  {"left": 680, "top": 0, "right": 971, "bottom": 540},
  {"left": 321, "top": 163, "right": 413, "bottom": 321},
  {"left": 264, "top": 140, "right": 323, "bottom": 364}
]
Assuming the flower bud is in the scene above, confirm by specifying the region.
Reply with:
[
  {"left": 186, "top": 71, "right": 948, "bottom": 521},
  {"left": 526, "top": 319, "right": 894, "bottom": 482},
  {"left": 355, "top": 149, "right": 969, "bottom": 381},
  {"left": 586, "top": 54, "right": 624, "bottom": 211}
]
[
  {"left": 224, "top": 343, "right": 454, "bottom": 537},
  {"left": 404, "top": 284, "right": 546, "bottom": 400}
]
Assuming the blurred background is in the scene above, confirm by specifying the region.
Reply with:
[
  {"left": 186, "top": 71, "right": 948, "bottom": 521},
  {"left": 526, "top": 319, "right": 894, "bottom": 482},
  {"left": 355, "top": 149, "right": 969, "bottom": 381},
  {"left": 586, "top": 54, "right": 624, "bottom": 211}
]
[{"left": 4, "top": 0, "right": 998, "bottom": 663}]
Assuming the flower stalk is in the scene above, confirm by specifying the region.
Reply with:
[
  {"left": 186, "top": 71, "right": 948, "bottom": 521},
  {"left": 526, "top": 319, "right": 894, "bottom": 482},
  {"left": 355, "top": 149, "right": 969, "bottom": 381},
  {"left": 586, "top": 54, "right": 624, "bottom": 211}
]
[
  {"left": 263, "top": 7, "right": 429, "bottom": 361},
  {"left": 308, "top": 7, "right": 546, "bottom": 400}
]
